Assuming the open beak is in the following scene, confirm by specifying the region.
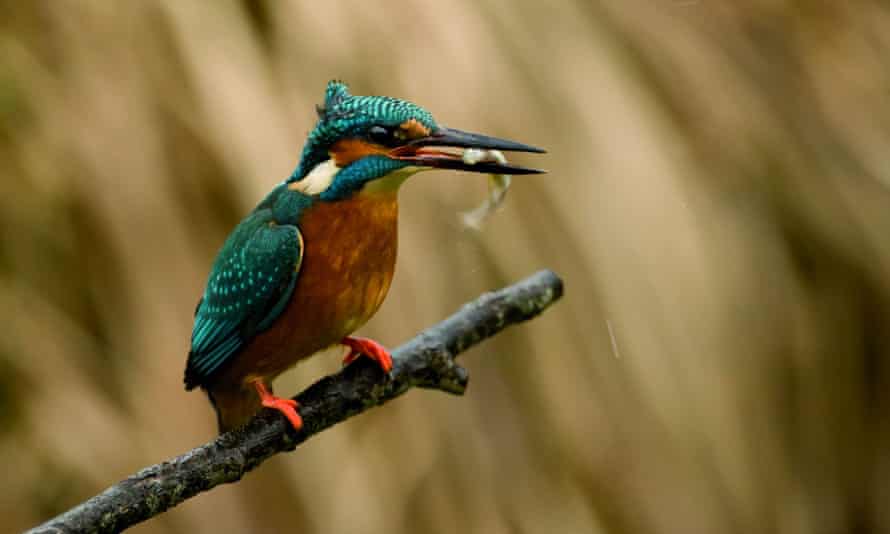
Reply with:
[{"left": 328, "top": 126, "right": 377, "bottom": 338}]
[{"left": 390, "top": 126, "right": 546, "bottom": 174}]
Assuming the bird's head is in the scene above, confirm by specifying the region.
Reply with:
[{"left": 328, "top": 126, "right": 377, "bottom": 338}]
[{"left": 287, "top": 80, "right": 544, "bottom": 200}]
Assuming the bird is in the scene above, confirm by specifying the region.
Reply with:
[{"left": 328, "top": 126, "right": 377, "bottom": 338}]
[{"left": 184, "top": 80, "right": 545, "bottom": 433}]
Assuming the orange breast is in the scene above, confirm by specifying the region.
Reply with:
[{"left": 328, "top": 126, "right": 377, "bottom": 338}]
[{"left": 217, "top": 190, "right": 400, "bottom": 387}]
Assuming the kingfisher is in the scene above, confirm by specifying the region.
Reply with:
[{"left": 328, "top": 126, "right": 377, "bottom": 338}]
[{"left": 184, "top": 81, "right": 545, "bottom": 433}]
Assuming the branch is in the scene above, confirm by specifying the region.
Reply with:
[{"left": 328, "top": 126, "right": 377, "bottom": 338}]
[{"left": 27, "top": 270, "right": 564, "bottom": 534}]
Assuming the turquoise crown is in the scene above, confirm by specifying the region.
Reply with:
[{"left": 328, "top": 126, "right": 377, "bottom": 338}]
[{"left": 289, "top": 81, "right": 437, "bottom": 182}]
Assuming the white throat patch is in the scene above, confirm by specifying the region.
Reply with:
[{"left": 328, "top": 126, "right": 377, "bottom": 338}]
[
  {"left": 290, "top": 160, "right": 427, "bottom": 196},
  {"left": 289, "top": 159, "right": 340, "bottom": 195}
]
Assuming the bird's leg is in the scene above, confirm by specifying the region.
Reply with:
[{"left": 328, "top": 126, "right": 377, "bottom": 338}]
[
  {"left": 253, "top": 381, "right": 303, "bottom": 431},
  {"left": 341, "top": 336, "right": 393, "bottom": 373}
]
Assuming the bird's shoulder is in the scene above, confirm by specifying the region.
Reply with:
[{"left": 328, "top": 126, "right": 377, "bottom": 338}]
[{"left": 207, "top": 183, "right": 312, "bottom": 271}]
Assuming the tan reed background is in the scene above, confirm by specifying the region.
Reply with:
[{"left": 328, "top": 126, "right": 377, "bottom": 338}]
[{"left": 2, "top": 1, "right": 890, "bottom": 533}]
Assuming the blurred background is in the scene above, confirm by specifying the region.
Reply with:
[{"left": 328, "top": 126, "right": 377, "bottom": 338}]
[{"left": 3, "top": 1, "right": 890, "bottom": 533}]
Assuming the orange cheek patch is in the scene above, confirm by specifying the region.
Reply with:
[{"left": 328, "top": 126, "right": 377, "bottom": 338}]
[
  {"left": 397, "top": 119, "right": 431, "bottom": 141},
  {"left": 329, "top": 139, "right": 388, "bottom": 167}
]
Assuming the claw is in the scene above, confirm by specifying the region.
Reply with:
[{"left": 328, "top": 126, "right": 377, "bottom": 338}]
[
  {"left": 340, "top": 336, "right": 393, "bottom": 373},
  {"left": 254, "top": 381, "right": 303, "bottom": 431}
]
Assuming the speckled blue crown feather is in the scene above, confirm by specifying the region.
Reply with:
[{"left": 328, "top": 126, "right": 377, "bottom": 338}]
[{"left": 289, "top": 81, "right": 438, "bottom": 182}]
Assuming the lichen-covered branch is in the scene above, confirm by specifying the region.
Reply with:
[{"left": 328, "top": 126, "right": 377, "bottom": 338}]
[{"left": 27, "top": 270, "right": 563, "bottom": 534}]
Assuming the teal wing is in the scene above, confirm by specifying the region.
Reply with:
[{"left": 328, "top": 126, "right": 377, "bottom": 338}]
[{"left": 184, "top": 223, "right": 303, "bottom": 389}]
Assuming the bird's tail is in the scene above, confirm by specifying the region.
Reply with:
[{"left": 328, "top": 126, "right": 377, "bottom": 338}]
[{"left": 205, "top": 385, "right": 263, "bottom": 434}]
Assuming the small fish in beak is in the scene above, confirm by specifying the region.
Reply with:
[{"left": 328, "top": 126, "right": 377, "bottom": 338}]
[{"left": 459, "top": 149, "right": 512, "bottom": 229}]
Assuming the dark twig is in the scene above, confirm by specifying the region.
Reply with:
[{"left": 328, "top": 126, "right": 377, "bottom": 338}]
[{"left": 27, "top": 270, "right": 563, "bottom": 534}]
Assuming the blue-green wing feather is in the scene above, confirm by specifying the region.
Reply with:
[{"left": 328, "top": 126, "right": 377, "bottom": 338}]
[{"left": 185, "top": 218, "right": 303, "bottom": 389}]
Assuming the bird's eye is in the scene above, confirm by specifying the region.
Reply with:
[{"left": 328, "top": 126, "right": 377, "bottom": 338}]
[{"left": 368, "top": 125, "right": 393, "bottom": 144}]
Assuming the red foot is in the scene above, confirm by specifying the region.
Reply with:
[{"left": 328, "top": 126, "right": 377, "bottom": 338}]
[
  {"left": 254, "top": 381, "right": 303, "bottom": 431},
  {"left": 341, "top": 336, "right": 393, "bottom": 373}
]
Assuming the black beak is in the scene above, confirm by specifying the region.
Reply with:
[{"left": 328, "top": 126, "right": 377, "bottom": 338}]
[{"left": 392, "top": 126, "right": 546, "bottom": 175}]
